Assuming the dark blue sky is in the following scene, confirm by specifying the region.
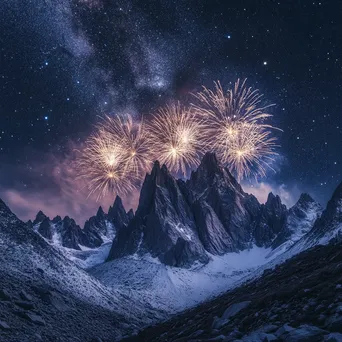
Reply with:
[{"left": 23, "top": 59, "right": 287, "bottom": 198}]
[{"left": 0, "top": 0, "right": 341, "bottom": 221}]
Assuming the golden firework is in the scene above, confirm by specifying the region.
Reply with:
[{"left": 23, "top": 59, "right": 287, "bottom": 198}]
[
  {"left": 146, "top": 103, "right": 205, "bottom": 175},
  {"left": 100, "top": 114, "right": 153, "bottom": 176},
  {"left": 77, "top": 114, "right": 152, "bottom": 200},
  {"left": 193, "top": 79, "right": 280, "bottom": 180},
  {"left": 222, "top": 123, "right": 278, "bottom": 180},
  {"left": 76, "top": 133, "right": 136, "bottom": 200}
]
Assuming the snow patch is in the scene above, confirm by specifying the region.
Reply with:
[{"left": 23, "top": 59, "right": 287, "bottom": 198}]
[{"left": 90, "top": 246, "right": 275, "bottom": 314}]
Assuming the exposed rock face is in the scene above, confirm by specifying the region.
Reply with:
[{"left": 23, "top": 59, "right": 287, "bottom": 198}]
[
  {"left": 33, "top": 214, "right": 103, "bottom": 250},
  {"left": 296, "top": 182, "right": 342, "bottom": 249},
  {"left": 83, "top": 207, "right": 109, "bottom": 240},
  {"left": 254, "top": 192, "right": 288, "bottom": 247},
  {"left": 108, "top": 161, "right": 209, "bottom": 267},
  {"left": 192, "top": 199, "right": 234, "bottom": 255},
  {"left": 127, "top": 209, "right": 134, "bottom": 221},
  {"left": 58, "top": 216, "right": 86, "bottom": 250},
  {"left": 31, "top": 195, "right": 134, "bottom": 251},
  {"left": 107, "top": 153, "right": 330, "bottom": 267},
  {"left": 37, "top": 217, "right": 53, "bottom": 240},
  {"left": 27, "top": 153, "right": 340, "bottom": 269},
  {"left": 186, "top": 153, "right": 260, "bottom": 250},
  {"left": 272, "top": 193, "right": 322, "bottom": 248},
  {"left": 33, "top": 211, "right": 47, "bottom": 226},
  {"left": 108, "top": 196, "right": 130, "bottom": 232}
]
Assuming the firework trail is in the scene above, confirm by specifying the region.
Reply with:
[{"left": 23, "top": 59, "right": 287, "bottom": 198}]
[
  {"left": 77, "top": 114, "right": 152, "bottom": 200},
  {"left": 77, "top": 79, "right": 281, "bottom": 199},
  {"left": 146, "top": 103, "right": 206, "bottom": 175},
  {"left": 192, "top": 78, "right": 280, "bottom": 180},
  {"left": 223, "top": 123, "right": 278, "bottom": 180},
  {"left": 76, "top": 132, "right": 136, "bottom": 200},
  {"left": 99, "top": 114, "right": 153, "bottom": 177}
]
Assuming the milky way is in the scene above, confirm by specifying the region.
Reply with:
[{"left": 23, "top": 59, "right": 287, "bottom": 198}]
[{"left": 0, "top": 0, "right": 341, "bottom": 222}]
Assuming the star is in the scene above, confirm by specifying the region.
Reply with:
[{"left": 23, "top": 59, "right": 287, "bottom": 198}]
[
  {"left": 263, "top": 61, "right": 268, "bottom": 66},
  {"left": 44, "top": 116, "right": 48, "bottom": 120}
]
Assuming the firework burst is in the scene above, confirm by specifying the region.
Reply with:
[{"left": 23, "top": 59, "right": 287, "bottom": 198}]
[
  {"left": 100, "top": 114, "right": 153, "bottom": 177},
  {"left": 76, "top": 133, "right": 135, "bottom": 200},
  {"left": 222, "top": 123, "right": 278, "bottom": 180},
  {"left": 193, "top": 78, "right": 280, "bottom": 180},
  {"left": 77, "top": 114, "right": 152, "bottom": 200},
  {"left": 146, "top": 103, "right": 205, "bottom": 175},
  {"left": 77, "top": 79, "right": 281, "bottom": 199}
]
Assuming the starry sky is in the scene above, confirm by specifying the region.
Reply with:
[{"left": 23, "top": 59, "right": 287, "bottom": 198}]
[{"left": 0, "top": 0, "right": 341, "bottom": 223}]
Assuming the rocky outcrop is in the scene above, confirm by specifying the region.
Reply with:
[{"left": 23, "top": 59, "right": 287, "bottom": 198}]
[
  {"left": 254, "top": 192, "right": 288, "bottom": 247},
  {"left": 108, "top": 196, "right": 131, "bottom": 232},
  {"left": 108, "top": 161, "right": 209, "bottom": 267},
  {"left": 107, "top": 153, "right": 334, "bottom": 267},
  {"left": 186, "top": 153, "right": 261, "bottom": 250},
  {"left": 32, "top": 214, "right": 103, "bottom": 250},
  {"left": 83, "top": 207, "right": 109, "bottom": 240},
  {"left": 37, "top": 217, "right": 53, "bottom": 240},
  {"left": 33, "top": 211, "right": 47, "bottom": 226},
  {"left": 192, "top": 199, "right": 234, "bottom": 255},
  {"left": 127, "top": 209, "right": 134, "bottom": 221},
  {"left": 294, "top": 182, "right": 342, "bottom": 250},
  {"left": 272, "top": 193, "right": 322, "bottom": 249},
  {"left": 31, "top": 195, "right": 135, "bottom": 250},
  {"left": 27, "top": 153, "right": 340, "bottom": 270}
]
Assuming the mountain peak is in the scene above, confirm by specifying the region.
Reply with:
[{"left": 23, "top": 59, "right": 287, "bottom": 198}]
[
  {"left": 147, "top": 160, "right": 172, "bottom": 187},
  {"left": 188, "top": 152, "right": 240, "bottom": 193},
  {"left": 297, "top": 193, "right": 315, "bottom": 204},
  {"left": 112, "top": 195, "right": 123, "bottom": 209},
  {"left": 266, "top": 192, "right": 282, "bottom": 206},
  {"left": 0, "top": 198, "right": 13, "bottom": 218},
  {"left": 194, "top": 152, "right": 221, "bottom": 179},
  {"left": 33, "top": 210, "right": 47, "bottom": 225},
  {"left": 52, "top": 215, "right": 62, "bottom": 224},
  {"left": 109, "top": 196, "right": 126, "bottom": 217},
  {"left": 200, "top": 152, "right": 219, "bottom": 167},
  {"left": 331, "top": 182, "right": 342, "bottom": 201},
  {"left": 96, "top": 206, "right": 105, "bottom": 219},
  {"left": 108, "top": 195, "right": 129, "bottom": 232}
]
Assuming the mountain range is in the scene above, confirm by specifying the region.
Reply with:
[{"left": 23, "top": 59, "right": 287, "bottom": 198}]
[{"left": 0, "top": 152, "right": 341, "bottom": 341}]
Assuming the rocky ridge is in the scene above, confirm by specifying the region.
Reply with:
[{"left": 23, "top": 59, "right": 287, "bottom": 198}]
[
  {"left": 30, "top": 196, "right": 133, "bottom": 251},
  {"left": 0, "top": 198, "right": 165, "bottom": 342},
  {"left": 107, "top": 153, "right": 324, "bottom": 267}
]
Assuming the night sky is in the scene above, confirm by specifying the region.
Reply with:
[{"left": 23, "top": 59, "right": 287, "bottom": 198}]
[{"left": 1, "top": 0, "right": 341, "bottom": 223}]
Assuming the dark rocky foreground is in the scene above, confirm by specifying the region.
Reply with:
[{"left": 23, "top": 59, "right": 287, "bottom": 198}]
[
  {"left": 0, "top": 199, "right": 165, "bottom": 342},
  {"left": 125, "top": 240, "right": 342, "bottom": 342},
  {"left": 0, "top": 274, "right": 132, "bottom": 342}
]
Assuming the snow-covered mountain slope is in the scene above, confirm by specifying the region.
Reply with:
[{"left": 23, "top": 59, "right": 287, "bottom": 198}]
[
  {"left": 291, "top": 182, "right": 342, "bottom": 251},
  {"left": 90, "top": 246, "right": 278, "bottom": 314},
  {"left": 29, "top": 195, "right": 133, "bottom": 268},
  {"left": 0, "top": 199, "right": 166, "bottom": 342},
  {"left": 52, "top": 241, "right": 114, "bottom": 269},
  {"left": 91, "top": 181, "right": 342, "bottom": 319},
  {"left": 266, "top": 193, "right": 322, "bottom": 258},
  {"left": 128, "top": 240, "right": 342, "bottom": 342},
  {"left": 238, "top": 182, "right": 342, "bottom": 284}
]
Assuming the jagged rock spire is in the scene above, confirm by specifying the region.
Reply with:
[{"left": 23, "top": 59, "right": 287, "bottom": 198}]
[{"left": 108, "top": 195, "right": 129, "bottom": 231}]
